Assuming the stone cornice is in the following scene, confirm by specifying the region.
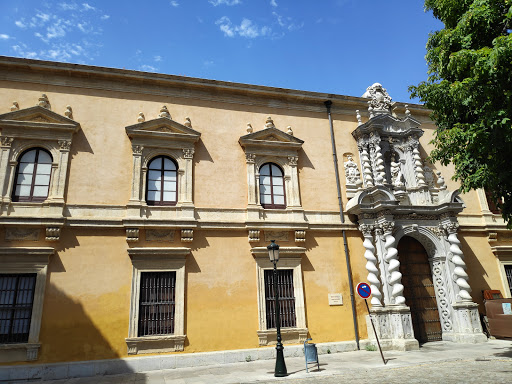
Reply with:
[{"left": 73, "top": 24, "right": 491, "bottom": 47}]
[{"left": 0, "top": 55, "right": 431, "bottom": 118}]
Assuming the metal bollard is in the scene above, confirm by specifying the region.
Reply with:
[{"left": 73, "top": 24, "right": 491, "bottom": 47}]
[{"left": 303, "top": 338, "right": 319, "bottom": 373}]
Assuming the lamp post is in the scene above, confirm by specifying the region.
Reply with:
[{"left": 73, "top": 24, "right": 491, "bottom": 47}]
[{"left": 267, "top": 239, "right": 287, "bottom": 377}]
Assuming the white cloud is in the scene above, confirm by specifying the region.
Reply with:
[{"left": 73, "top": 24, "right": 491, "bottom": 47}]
[
  {"left": 154, "top": 55, "right": 162, "bottom": 62},
  {"left": 15, "top": 20, "right": 26, "bottom": 28},
  {"left": 270, "top": 0, "right": 278, "bottom": 7},
  {"left": 101, "top": 14, "right": 110, "bottom": 20},
  {"left": 36, "top": 13, "right": 51, "bottom": 23},
  {"left": 0, "top": 34, "right": 10, "bottom": 40},
  {"left": 209, "top": 0, "right": 241, "bottom": 6},
  {"left": 216, "top": 16, "right": 271, "bottom": 39},
  {"left": 59, "top": 2, "right": 78, "bottom": 11},
  {"left": 203, "top": 60, "right": 214, "bottom": 67},
  {"left": 272, "top": 11, "right": 303, "bottom": 32},
  {"left": 82, "top": 3, "right": 96, "bottom": 11},
  {"left": 170, "top": 1, "right": 179, "bottom": 7},
  {"left": 140, "top": 64, "right": 157, "bottom": 72}
]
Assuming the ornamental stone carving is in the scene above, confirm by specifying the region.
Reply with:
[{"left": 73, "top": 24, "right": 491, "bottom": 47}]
[
  {"left": 10, "top": 101, "right": 19, "bottom": 111},
  {"left": 38, "top": 94, "right": 51, "bottom": 109},
  {"left": 248, "top": 230, "right": 260, "bottom": 242},
  {"left": 126, "top": 228, "right": 139, "bottom": 242},
  {"left": 295, "top": 230, "right": 306, "bottom": 243},
  {"left": 58, "top": 140, "right": 72, "bottom": 151},
  {"left": 362, "top": 83, "right": 394, "bottom": 115},
  {"left": 137, "top": 112, "right": 145, "bottom": 123},
  {"left": 182, "top": 148, "right": 194, "bottom": 159},
  {"left": 64, "top": 105, "right": 73, "bottom": 119},
  {"left": 360, "top": 224, "right": 382, "bottom": 306},
  {"left": 344, "top": 155, "right": 363, "bottom": 199},
  {"left": 45, "top": 227, "right": 61, "bottom": 241},
  {"left": 1, "top": 137, "right": 13, "bottom": 147},
  {"left": 245, "top": 153, "right": 256, "bottom": 163},
  {"left": 181, "top": 229, "right": 193, "bottom": 242},
  {"left": 132, "top": 145, "right": 143, "bottom": 154},
  {"left": 158, "top": 105, "right": 171, "bottom": 119}
]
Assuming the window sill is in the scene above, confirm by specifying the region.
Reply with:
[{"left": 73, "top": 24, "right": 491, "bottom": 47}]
[
  {"left": 257, "top": 328, "right": 308, "bottom": 346},
  {"left": 0, "top": 343, "right": 40, "bottom": 362},
  {"left": 125, "top": 335, "right": 186, "bottom": 355}
]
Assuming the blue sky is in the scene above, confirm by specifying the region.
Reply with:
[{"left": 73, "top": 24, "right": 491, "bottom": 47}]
[{"left": 0, "top": 1, "right": 443, "bottom": 103}]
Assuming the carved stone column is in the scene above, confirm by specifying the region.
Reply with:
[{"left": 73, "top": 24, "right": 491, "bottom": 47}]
[
  {"left": 370, "top": 133, "right": 385, "bottom": 185},
  {"left": 48, "top": 140, "right": 71, "bottom": 202},
  {"left": 358, "top": 140, "right": 373, "bottom": 188},
  {"left": 382, "top": 221, "right": 405, "bottom": 305},
  {"left": 130, "top": 145, "right": 143, "bottom": 202},
  {"left": 181, "top": 148, "right": 194, "bottom": 204},
  {"left": 444, "top": 222, "right": 472, "bottom": 302},
  {"left": 287, "top": 156, "right": 300, "bottom": 207},
  {"left": 0, "top": 137, "right": 13, "bottom": 203},
  {"left": 246, "top": 153, "right": 257, "bottom": 206},
  {"left": 360, "top": 224, "right": 382, "bottom": 306}
]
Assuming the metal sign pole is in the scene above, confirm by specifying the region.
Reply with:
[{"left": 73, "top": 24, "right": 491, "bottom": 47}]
[{"left": 364, "top": 298, "right": 386, "bottom": 365}]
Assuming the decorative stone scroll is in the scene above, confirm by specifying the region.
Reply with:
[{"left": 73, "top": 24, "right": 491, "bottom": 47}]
[
  {"left": 295, "top": 230, "right": 306, "bottom": 243},
  {"left": 45, "top": 227, "right": 61, "bottom": 242}
]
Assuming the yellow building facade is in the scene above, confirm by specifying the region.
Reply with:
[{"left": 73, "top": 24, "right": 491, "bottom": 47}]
[{"left": 0, "top": 56, "right": 510, "bottom": 379}]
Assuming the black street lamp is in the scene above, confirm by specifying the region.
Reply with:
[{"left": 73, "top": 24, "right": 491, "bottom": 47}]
[{"left": 267, "top": 240, "right": 287, "bottom": 377}]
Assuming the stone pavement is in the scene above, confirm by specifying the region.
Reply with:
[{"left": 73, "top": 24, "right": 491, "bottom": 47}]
[{"left": 6, "top": 339, "right": 512, "bottom": 384}]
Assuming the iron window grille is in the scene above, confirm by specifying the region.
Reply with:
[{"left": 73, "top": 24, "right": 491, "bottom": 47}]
[
  {"left": 264, "top": 269, "right": 296, "bottom": 329},
  {"left": 146, "top": 156, "right": 178, "bottom": 206},
  {"left": 12, "top": 148, "right": 52, "bottom": 202},
  {"left": 138, "top": 271, "right": 176, "bottom": 337},
  {"left": 259, "top": 163, "right": 286, "bottom": 209},
  {"left": 0, "top": 274, "right": 37, "bottom": 343}
]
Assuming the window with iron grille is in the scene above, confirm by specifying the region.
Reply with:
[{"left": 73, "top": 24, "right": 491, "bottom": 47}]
[
  {"left": 505, "top": 265, "right": 512, "bottom": 297},
  {"left": 0, "top": 274, "right": 37, "bottom": 343},
  {"left": 264, "top": 269, "right": 296, "bottom": 329},
  {"left": 138, "top": 272, "right": 176, "bottom": 337}
]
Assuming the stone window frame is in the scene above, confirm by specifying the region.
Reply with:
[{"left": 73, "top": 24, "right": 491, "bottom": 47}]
[
  {"left": 125, "top": 112, "right": 200, "bottom": 212},
  {"left": 126, "top": 247, "right": 189, "bottom": 355},
  {"left": 0, "top": 247, "right": 54, "bottom": 362},
  {"left": 239, "top": 122, "right": 304, "bottom": 212},
  {"left": 251, "top": 246, "right": 308, "bottom": 346},
  {"left": 0, "top": 105, "right": 80, "bottom": 210},
  {"left": 491, "top": 245, "right": 512, "bottom": 298}
]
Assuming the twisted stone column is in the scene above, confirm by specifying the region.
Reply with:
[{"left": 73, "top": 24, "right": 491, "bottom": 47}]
[
  {"left": 371, "top": 134, "right": 386, "bottom": 185},
  {"left": 360, "top": 224, "right": 382, "bottom": 306},
  {"left": 360, "top": 145, "right": 374, "bottom": 188},
  {"left": 413, "top": 147, "right": 426, "bottom": 187},
  {"left": 445, "top": 223, "right": 472, "bottom": 301},
  {"left": 382, "top": 222, "right": 405, "bottom": 305}
]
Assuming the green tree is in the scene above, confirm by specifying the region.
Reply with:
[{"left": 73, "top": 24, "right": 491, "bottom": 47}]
[{"left": 410, "top": 0, "right": 512, "bottom": 226}]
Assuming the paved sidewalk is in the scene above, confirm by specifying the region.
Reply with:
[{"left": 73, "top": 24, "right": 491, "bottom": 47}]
[{"left": 9, "top": 339, "right": 512, "bottom": 384}]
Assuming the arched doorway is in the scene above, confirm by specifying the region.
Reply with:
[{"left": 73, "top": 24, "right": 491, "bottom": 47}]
[{"left": 398, "top": 236, "right": 442, "bottom": 343}]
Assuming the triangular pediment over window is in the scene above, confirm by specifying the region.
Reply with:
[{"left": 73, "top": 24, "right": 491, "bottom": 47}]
[
  {"left": 239, "top": 127, "right": 303, "bottom": 151},
  {"left": 0, "top": 106, "right": 80, "bottom": 139},
  {"left": 126, "top": 117, "right": 201, "bottom": 145}
]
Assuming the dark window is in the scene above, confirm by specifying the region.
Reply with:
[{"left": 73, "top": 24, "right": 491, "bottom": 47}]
[
  {"left": 0, "top": 274, "right": 37, "bottom": 343},
  {"left": 146, "top": 156, "right": 178, "bottom": 206},
  {"left": 12, "top": 148, "right": 52, "bottom": 202},
  {"left": 138, "top": 272, "right": 176, "bottom": 337},
  {"left": 505, "top": 265, "right": 512, "bottom": 297},
  {"left": 259, "top": 163, "right": 286, "bottom": 209},
  {"left": 264, "top": 269, "right": 296, "bottom": 329}
]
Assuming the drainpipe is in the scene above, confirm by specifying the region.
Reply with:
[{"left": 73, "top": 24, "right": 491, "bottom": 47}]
[{"left": 324, "top": 100, "right": 360, "bottom": 350}]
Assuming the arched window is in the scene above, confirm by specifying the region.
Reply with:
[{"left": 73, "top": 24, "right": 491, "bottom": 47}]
[
  {"left": 259, "top": 163, "right": 286, "bottom": 209},
  {"left": 146, "top": 156, "right": 178, "bottom": 206},
  {"left": 12, "top": 148, "right": 52, "bottom": 202}
]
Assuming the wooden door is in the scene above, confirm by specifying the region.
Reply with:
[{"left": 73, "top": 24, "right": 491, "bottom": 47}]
[{"left": 398, "top": 236, "right": 442, "bottom": 343}]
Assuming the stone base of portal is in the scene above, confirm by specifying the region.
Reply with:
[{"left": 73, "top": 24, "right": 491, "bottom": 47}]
[{"left": 366, "top": 305, "right": 419, "bottom": 351}]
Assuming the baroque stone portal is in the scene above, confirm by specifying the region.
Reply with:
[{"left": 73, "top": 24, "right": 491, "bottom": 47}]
[{"left": 346, "top": 84, "right": 486, "bottom": 350}]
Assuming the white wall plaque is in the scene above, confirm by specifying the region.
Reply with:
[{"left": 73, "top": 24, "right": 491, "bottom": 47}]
[{"left": 328, "top": 293, "right": 343, "bottom": 306}]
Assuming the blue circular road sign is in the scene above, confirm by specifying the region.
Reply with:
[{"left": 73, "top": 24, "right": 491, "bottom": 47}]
[{"left": 356, "top": 282, "right": 371, "bottom": 299}]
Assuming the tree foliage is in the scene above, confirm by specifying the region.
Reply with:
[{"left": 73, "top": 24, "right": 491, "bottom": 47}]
[{"left": 410, "top": 0, "right": 512, "bottom": 226}]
